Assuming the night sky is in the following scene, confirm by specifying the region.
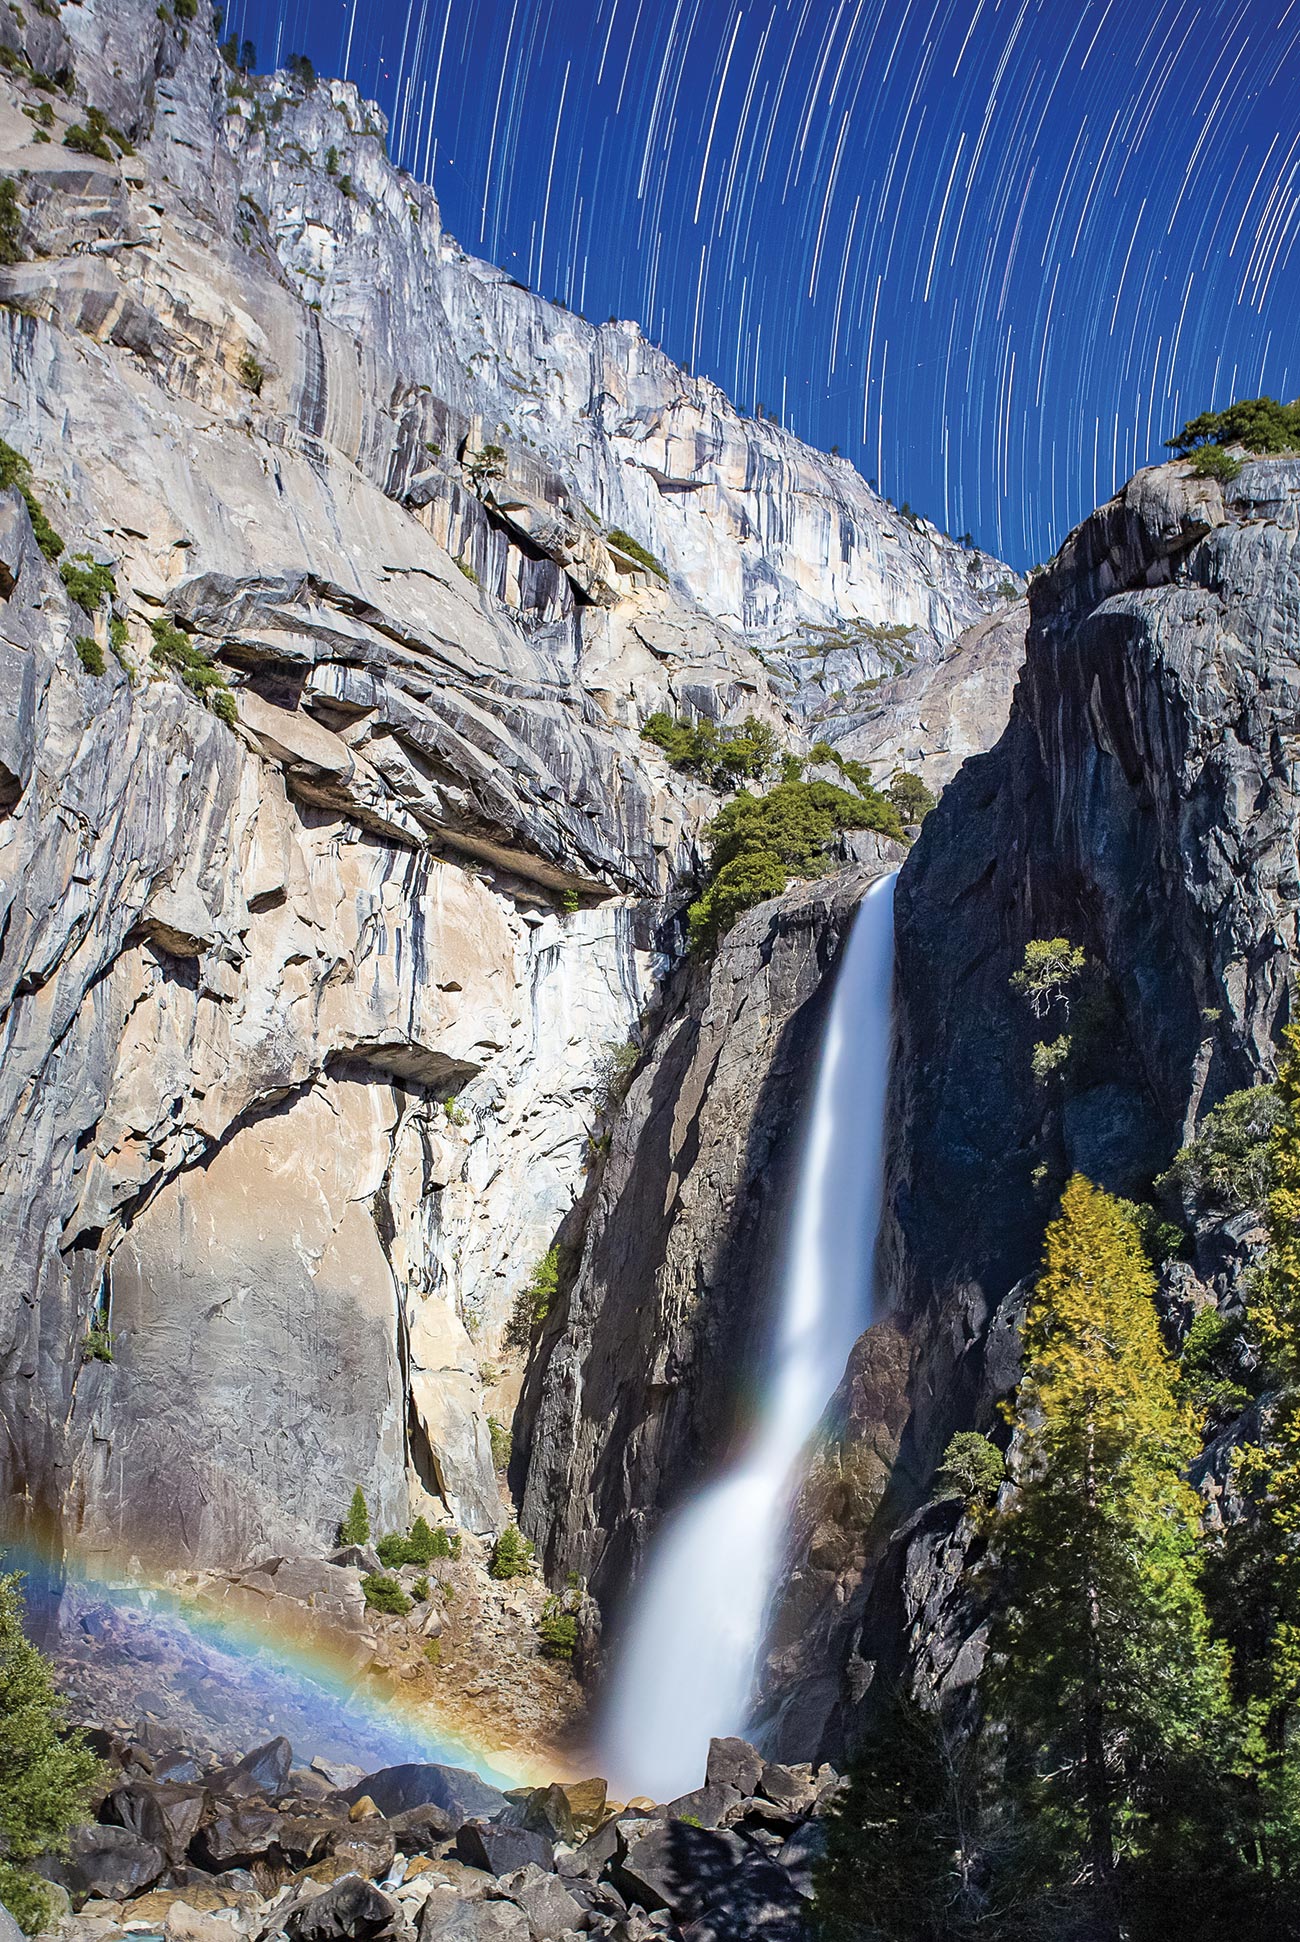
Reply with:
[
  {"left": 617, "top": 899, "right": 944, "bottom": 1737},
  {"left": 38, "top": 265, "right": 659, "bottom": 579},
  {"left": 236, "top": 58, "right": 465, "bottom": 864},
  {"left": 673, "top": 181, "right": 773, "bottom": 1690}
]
[{"left": 221, "top": 0, "right": 1300, "bottom": 570}]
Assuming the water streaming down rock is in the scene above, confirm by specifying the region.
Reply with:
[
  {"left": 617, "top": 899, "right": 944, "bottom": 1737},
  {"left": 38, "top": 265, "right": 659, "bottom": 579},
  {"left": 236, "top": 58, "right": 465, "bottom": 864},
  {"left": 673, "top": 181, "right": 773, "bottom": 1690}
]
[{"left": 597, "top": 872, "right": 899, "bottom": 1799}]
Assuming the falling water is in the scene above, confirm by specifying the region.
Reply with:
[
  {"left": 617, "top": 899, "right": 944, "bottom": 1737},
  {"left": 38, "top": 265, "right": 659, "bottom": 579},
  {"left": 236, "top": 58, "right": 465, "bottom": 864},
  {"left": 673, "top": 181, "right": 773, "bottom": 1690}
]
[{"left": 598, "top": 872, "right": 898, "bottom": 1801}]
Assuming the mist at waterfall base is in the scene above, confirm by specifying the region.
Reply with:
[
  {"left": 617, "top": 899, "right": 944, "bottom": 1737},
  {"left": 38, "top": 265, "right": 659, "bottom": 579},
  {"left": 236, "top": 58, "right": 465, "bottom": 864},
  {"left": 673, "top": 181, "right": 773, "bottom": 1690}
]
[{"left": 598, "top": 874, "right": 898, "bottom": 1801}]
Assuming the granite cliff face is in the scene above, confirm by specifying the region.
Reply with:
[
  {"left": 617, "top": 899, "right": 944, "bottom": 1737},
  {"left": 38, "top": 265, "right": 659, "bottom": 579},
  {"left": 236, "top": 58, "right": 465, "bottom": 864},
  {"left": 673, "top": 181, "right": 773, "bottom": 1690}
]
[
  {"left": 0, "top": 0, "right": 1017, "bottom": 1578},
  {"left": 749, "top": 455, "right": 1300, "bottom": 1761}
]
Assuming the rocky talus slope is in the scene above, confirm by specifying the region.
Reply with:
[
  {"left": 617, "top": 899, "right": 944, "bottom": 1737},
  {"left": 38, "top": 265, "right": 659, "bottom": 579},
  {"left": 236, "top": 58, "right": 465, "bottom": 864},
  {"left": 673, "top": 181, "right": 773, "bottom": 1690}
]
[
  {"left": 29, "top": 1725, "right": 838, "bottom": 1942},
  {"left": 0, "top": 0, "right": 1018, "bottom": 1587},
  {"left": 746, "top": 455, "right": 1300, "bottom": 1760}
]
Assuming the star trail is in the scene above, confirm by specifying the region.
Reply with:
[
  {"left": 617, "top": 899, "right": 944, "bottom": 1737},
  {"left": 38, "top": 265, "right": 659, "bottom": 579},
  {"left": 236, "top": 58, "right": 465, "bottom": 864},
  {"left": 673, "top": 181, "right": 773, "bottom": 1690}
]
[{"left": 222, "top": 0, "right": 1300, "bottom": 569}]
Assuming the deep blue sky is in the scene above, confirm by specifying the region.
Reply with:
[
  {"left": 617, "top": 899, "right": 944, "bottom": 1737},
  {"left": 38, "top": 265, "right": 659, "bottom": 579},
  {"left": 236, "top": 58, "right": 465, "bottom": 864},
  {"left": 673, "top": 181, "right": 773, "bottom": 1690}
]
[{"left": 222, "top": 0, "right": 1300, "bottom": 569}]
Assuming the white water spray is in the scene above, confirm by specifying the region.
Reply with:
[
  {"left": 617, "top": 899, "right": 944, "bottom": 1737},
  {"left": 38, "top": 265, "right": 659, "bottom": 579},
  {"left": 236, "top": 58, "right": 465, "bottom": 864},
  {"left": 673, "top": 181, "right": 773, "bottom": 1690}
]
[{"left": 597, "top": 872, "right": 898, "bottom": 1800}]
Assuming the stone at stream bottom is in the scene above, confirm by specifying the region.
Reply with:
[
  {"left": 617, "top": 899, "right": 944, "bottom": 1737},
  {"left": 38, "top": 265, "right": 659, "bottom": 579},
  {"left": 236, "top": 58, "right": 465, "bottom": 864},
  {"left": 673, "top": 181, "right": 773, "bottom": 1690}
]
[{"left": 285, "top": 1876, "right": 397, "bottom": 1942}]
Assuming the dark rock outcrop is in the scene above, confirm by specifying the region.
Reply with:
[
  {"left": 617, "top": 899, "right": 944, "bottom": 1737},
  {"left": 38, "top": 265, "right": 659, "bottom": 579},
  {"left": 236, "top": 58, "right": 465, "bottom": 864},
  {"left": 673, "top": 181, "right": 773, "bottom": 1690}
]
[{"left": 755, "top": 455, "right": 1300, "bottom": 1761}]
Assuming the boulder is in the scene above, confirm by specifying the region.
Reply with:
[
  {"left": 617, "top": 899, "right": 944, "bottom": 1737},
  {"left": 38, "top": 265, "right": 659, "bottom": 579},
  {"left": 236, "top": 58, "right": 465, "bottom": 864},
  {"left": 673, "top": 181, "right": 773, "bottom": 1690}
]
[
  {"left": 209, "top": 1737, "right": 294, "bottom": 1799},
  {"left": 662, "top": 1786, "right": 738, "bottom": 1830},
  {"left": 499, "top": 1785, "right": 574, "bottom": 1844},
  {"left": 776, "top": 1822, "right": 826, "bottom": 1900},
  {"left": 556, "top": 1817, "right": 622, "bottom": 1881},
  {"left": 313, "top": 1757, "right": 368, "bottom": 1790},
  {"left": 456, "top": 1823, "right": 554, "bottom": 1878},
  {"left": 102, "top": 1782, "right": 207, "bottom": 1861},
  {"left": 330, "top": 1548, "right": 384, "bottom": 1577},
  {"left": 757, "top": 1766, "right": 816, "bottom": 1815},
  {"left": 331, "top": 1822, "right": 398, "bottom": 1880},
  {"left": 286, "top": 1874, "right": 397, "bottom": 1942},
  {"left": 56, "top": 1823, "right": 167, "bottom": 1901},
  {"left": 493, "top": 1863, "right": 586, "bottom": 1940},
  {"left": 0, "top": 1903, "right": 24, "bottom": 1942},
  {"left": 556, "top": 1779, "right": 607, "bottom": 1834},
  {"left": 681, "top": 1856, "right": 808, "bottom": 1942},
  {"left": 388, "top": 1803, "right": 457, "bottom": 1853},
  {"left": 347, "top": 1765, "right": 508, "bottom": 1824},
  {"left": 615, "top": 1823, "right": 745, "bottom": 1918},
  {"left": 418, "top": 1897, "right": 530, "bottom": 1942},
  {"left": 192, "top": 1806, "right": 284, "bottom": 1870},
  {"left": 704, "top": 1740, "right": 764, "bottom": 1799}
]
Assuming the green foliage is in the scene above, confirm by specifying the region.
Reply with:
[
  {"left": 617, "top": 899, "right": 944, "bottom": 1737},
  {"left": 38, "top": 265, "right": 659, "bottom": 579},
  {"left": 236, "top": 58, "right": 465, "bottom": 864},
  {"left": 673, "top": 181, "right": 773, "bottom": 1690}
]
[
  {"left": 411, "top": 1574, "right": 430, "bottom": 1602},
  {"left": 996, "top": 577, "right": 1019, "bottom": 599},
  {"left": 423, "top": 1637, "right": 441, "bottom": 1665},
  {"left": 1009, "top": 937, "right": 1088, "bottom": 1019},
  {"left": 561, "top": 887, "right": 580, "bottom": 913},
  {"left": 688, "top": 849, "right": 788, "bottom": 954},
  {"left": 339, "top": 1485, "right": 370, "bottom": 1547},
  {"left": 428, "top": 1525, "right": 461, "bottom": 1560},
  {"left": 593, "top": 1039, "right": 638, "bottom": 1117},
  {"left": 0, "top": 178, "right": 23, "bottom": 266},
  {"left": 237, "top": 349, "right": 266, "bottom": 395},
  {"left": 455, "top": 557, "right": 479, "bottom": 584},
  {"left": 149, "top": 616, "right": 237, "bottom": 724},
  {"left": 1178, "top": 1307, "right": 1249, "bottom": 1429},
  {"left": 0, "top": 1571, "right": 103, "bottom": 1933},
  {"left": 1166, "top": 395, "right": 1300, "bottom": 459},
  {"left": 488, "top": 1524, "right": 533, "bottom": 1580},
  {"left": 1113, "top": 1196, "right": 1184, "bottom": 1266},
  {"left": 375, "top": 1515, "right": 440, "bottom": 1568},
  {"left": 1029, "top": 1034, "right": 1072, "bottom": 1085},
  {"left": 987, "top": 1176, "right": 1230, "bottom": 1913},
  {"left": 1157, "top": 1084, "right": 1281, "bottom": 1212},
  {"left": 639, "top": 709, "right": 780, "bottom": 790},
  {"left": 1189, "top": 444, "right": 1243, "bottom": 483},
  {"left": 361, "top": 1573, "right": 412, "bottom": 1616},
  {"left": 60, "top": 553, "right": 115, "bottom": 612},
  {"left": 887, "top": 770, "right": 937, "bottom": 824},
  {"left": 605, "top": 526, "right": 667, "bottom": 579},
  {"left": 538, "top": 1596, "right": 577, "bottom": 1661},
  {"left": 63, "top": 107, "right": 133, "bottom": 161},
  {"left": 325, "top": 145, "right": 339, "bottom": 173},
  {"left": 488, "top": 1417, "right": 512, "bottom": 1472},
  {"left": 506, "top": 1245, "right": 561, "bottom": 1350},
  {"left": 0, "top": 440, "right": 63, "bottom": 561},
  {"left": 687, "top": 778, "right": 903, "bottom": 953},
  {"left": 464, "top": 443, "right": 507, "bottom": 489},
  {"left": 286, "top": 51, "right": 317, "bottom": 88},
  {"left": 80, "top": 1324, "right": 113, "bottom": 1361},
  {"left": 936, "top": 1430, "right": 1004, "bottom": 1504},
  {"left": 74, "top": 635, "right": 105, "bottom": 677}
]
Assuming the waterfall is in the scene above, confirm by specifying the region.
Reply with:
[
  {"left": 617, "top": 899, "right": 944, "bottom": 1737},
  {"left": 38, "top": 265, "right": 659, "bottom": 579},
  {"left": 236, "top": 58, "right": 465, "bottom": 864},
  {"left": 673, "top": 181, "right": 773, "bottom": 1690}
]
[{"left": 597, "top": 872, "right": 898, "bottom": 1801}]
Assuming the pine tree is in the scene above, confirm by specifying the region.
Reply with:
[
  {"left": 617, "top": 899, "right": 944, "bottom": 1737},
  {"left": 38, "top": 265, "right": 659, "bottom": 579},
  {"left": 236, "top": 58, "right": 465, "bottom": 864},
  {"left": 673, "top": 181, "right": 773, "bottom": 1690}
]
[
  {"left": 987, "top": 1176, "right": 1229, "bottom": 1935},
  {"left": 0, "top": 1572, "right": 102, "bottom": 1931},
  {"left": 814, "top": 1693, "right": 988, "bottom": 1941},
  {"left": 339, "top": 1485, "right": 370, "bottom": 1548}
]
